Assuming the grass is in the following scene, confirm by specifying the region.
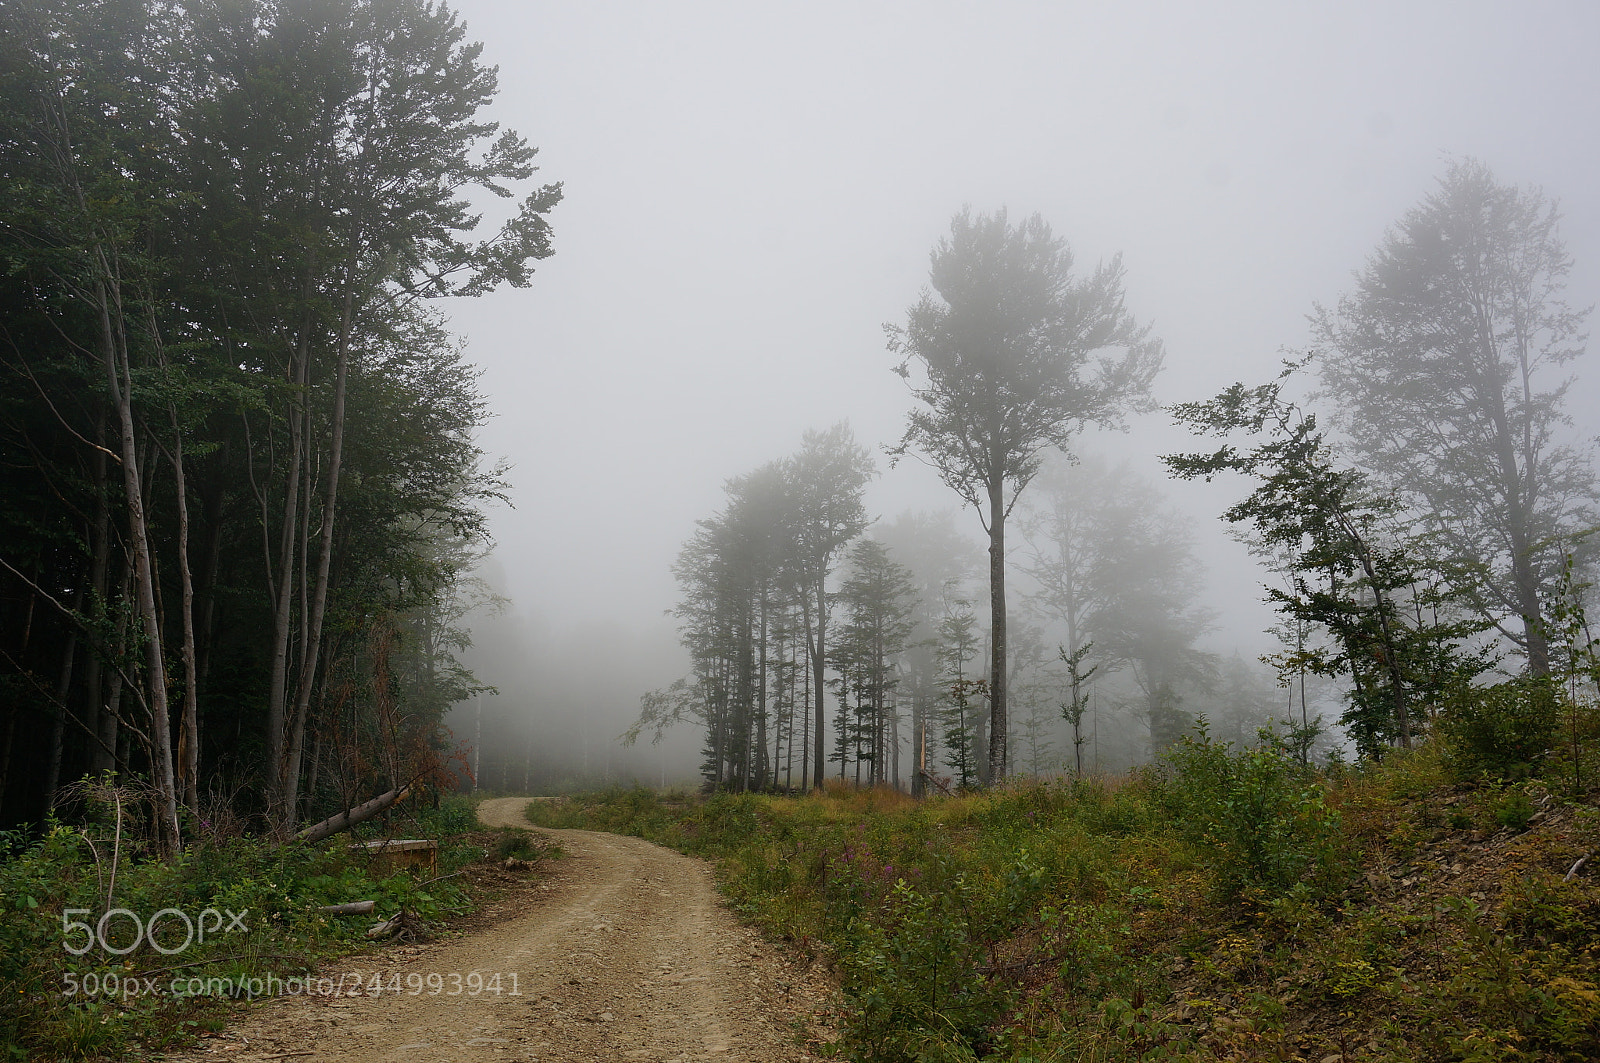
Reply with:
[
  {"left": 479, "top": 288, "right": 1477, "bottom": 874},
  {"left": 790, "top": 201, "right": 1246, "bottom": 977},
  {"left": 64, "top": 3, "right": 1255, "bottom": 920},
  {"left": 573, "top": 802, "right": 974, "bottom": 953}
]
[
  {"left": 528, "top": 732, "right": 1600, "bottom": 1062},
  {"left": 0, "top": 793, "right": 551, "bottom": 1060}
]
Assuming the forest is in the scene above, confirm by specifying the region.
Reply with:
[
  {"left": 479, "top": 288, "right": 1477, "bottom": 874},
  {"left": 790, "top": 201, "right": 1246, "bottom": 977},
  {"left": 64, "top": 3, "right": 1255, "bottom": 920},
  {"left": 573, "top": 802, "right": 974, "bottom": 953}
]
[
  {"left": 0, "top": 0, "right": 561, "bottom": 841},
  {"left": 3, "top": 0, "right": 1598, "bottom": 842}
]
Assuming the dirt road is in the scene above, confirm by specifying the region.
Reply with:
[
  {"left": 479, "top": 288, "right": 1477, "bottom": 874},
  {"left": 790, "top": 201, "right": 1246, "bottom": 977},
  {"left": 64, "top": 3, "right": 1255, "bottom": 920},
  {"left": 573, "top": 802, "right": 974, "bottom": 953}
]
[{"left": 163, "top": 797, "right": 827, "bottom": 1062}]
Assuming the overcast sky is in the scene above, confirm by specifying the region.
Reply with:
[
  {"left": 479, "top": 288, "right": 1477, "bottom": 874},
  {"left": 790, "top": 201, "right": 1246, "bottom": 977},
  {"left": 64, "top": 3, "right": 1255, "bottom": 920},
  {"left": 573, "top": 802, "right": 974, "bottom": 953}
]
[{"left": 438, "top": 1, "right": 1600, "bottom": 714}]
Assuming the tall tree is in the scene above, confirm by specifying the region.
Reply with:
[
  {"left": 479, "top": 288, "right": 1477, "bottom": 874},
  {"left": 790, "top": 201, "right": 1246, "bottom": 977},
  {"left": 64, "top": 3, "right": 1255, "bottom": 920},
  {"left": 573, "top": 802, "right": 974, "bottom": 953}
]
[
  {"left": 936, "top": 602, "right": 984, "bottom": 789},
  {"left": 875, "top": 510, "right": 981, "bottom": 794},
  {"left": 1019, "top": 454, "right": 1215, "bottom": 759},
  {"left": 1166, "top": 367, "right": 1486, "bottom": 757},
  {"left": 1, "top": 0, "right": 185, "bottom": 847},
  {"left": 831, "top": 537, "right": 918, "bottom": 785},
  {"left": 1314, "top": 159, "right": 1596, "bottom": 676},
  {"left": 661, "top": 470, "right": 778, "bottom": 790},
  {"left": 629, "top": 428, "right": 871, "bottom": 792},
  {"left": 786, "top": 423, "right": 874, "bottom": 789},
  {"left": 173, "top": 0, "right": 558, "bottom": 826},
  {"left": 889, "top": 208, "right": 1162, "bottom": 783},
  {"left": 0, "top": 0, "right": 555, "bottom": 834},
  {"left": 1017, "top": 454, "right": 1116, "bottom": 760},
  {"left": 1091, "top": 489, "right": 1217, "bottom": 757}
]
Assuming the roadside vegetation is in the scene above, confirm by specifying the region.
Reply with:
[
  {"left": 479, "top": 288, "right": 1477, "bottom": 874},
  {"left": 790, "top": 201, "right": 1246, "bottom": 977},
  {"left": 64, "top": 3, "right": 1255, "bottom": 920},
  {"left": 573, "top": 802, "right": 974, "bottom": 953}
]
[
  {"left": 529, "top": 712, "right": 1600, "bottom": 1063},
  {"left": 0, "top": 794, "right": 552, "bottom": 1060}
]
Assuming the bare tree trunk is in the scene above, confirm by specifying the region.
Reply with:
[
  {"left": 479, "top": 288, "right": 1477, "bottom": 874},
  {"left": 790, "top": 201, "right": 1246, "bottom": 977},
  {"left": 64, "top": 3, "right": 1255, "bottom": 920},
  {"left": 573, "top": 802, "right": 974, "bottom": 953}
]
[
  {"left": 44, "top": 594, "right": 80, "bottom": 808},
  {"left": 303, "top": 662, "right": 336, "bottom": 810},
  {"left": 987, "top": 474, "right": 1008, "bottom": 784},
  {"left": 756, "top": 596, "right": 768, "bottom": 790},
  {"left": 797, "top": 628, "right": 809, "bottom": 792},
  {"left": 98, "top": 272, "right": 179, "bottom": 851},
  {"left": 811, "top": 576, "right": 827, "bottom": 790},
  {"left": 308, "top": 709, "right": 326, "bottom": 808},
  {"left": 97, "top": 567, "right": 132, "bottom": 778},
  {"left": 286, "top": 433, "right": 314, "bottom": 817},
  {"left": 265, "top": 331, "right": 308, "bottom": 812},
  {"left": 196, "top": 485, "right": 224, "bottom": 687},
  {"left": 891, "top": 697, "right": 901, "bottom": 790},
  {"left": 84, "top": 437, "right": 112, "bottom": 774},
  {"left": 285, "top": 272, "right": 359, "bottom": 825},
  {"left": 296, "top": 783, "right": 411, "bottom": 845},
  {"left": 912, "top": 688, "right": 925, "bottom": 798},
  {"left": 158, "top": 345, "right": 202, "bottom": 811}
]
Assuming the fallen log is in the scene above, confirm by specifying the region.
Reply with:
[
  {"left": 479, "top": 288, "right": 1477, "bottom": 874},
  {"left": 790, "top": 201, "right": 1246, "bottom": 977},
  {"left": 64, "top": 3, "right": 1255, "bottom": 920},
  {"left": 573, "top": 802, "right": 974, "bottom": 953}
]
[
  {"left": 296, "top": 784, "right": 411, "bottom": 845},
  {"left": 317, "top": 901, "right": 376, "bottom": 916}
]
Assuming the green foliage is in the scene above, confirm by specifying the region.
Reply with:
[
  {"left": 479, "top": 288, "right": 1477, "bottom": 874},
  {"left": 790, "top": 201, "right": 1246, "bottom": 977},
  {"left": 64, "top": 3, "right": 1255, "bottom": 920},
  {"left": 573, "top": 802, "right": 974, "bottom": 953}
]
[
  {"left": 841, "top": 875, "right": 1002, "bottom": 1061},
  {"left": 0, "top": 0, "right": 557, "bottom": 837},
  {"left": 524, "top": 788, "right": 690, "bottom": 844},
  {"left": 1157, "top": 726, "right": 1347, "bottom": 902},
  {"left": 1165, "top": 363, "right": 1490, "bottom": 759},
  {"left": 538, "top": 783, "right": 1195, "bottom": 1059},
  {"left": 1491, "top": 791, "right": 1535, "bottom": 832},
  {"left": 1314, "top": 159, "right": 1597, "bottom": 680},
  {"left": 631, "top": 426, "right": 875, "bottom": 789},
  {"left": 0, "top": 798, "right": 486, "bottom": 1058},
  {"left": 493, "top": 829, "right": 541, "bottom": 861},
  {"left": 891, "top": 208, "right": 1164, "bottom": 783},
  {"left": 1439, "top": 677, "right": 1560, "bottom": 780}
]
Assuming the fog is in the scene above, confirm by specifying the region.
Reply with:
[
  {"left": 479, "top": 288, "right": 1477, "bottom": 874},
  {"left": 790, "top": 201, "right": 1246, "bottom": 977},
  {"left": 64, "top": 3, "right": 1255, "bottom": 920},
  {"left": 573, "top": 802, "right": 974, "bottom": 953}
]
[{"left": 439, "top": 1, "right": 1600, "bottom": 788}]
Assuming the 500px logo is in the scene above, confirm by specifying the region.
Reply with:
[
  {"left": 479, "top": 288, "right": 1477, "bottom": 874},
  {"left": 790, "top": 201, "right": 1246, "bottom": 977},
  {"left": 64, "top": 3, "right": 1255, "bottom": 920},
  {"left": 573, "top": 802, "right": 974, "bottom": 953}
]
[{"left": 62, "top": 907, "right": 249, "bottom": 956}]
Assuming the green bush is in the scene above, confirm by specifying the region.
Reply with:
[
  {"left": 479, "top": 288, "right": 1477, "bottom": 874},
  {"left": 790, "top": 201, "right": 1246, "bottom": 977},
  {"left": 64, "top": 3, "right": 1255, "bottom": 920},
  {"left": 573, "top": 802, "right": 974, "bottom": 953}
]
[
  {"left": 840, "top": 875, "right": 1000, "bottom": 1062},
  {"left": 493, "top": 830, "right": 539, "bottom": 860},
  {"left": 1491, "top": 790, "right": 1535, "bottom": 831},
  {"left": 1161, "top": 731, "right": 1346, "bottom": 902},
  {"left": 1439, "top": 676, "right": 1559, "bottom": 779},
  {"left": 0, "top": 794, "right": 482, "bottom": 1060}
]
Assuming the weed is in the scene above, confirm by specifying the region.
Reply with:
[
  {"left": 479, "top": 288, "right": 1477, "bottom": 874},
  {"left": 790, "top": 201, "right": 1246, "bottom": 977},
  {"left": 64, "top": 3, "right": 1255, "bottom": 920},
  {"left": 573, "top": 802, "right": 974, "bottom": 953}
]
[
  {"left": 492, "top": 829, "right": 541, "bottom": 861},
  {"left": 541, "top": 745, "right": 1600, "bottom": 1063}
]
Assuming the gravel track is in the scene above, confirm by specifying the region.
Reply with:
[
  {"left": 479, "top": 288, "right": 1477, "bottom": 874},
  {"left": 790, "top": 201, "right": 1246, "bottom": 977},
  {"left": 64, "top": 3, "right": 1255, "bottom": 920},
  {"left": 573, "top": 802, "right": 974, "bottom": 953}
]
[{"left": 162, "top": 797, "right": 826, "bottom": 1063}]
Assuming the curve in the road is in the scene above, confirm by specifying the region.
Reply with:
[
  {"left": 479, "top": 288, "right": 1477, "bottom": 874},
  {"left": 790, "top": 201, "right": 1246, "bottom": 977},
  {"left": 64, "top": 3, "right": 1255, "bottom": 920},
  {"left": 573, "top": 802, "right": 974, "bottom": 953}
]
[{"left": 161, "top": 797, "right": 822, "bottom": 1063}]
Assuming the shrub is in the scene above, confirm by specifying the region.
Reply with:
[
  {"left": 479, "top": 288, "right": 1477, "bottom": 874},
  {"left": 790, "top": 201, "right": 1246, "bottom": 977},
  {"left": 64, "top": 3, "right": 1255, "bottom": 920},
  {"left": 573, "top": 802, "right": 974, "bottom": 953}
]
[
  {"left": 839, "top": 874, "right": 1007, "bottom": 1062},
  {"left": 1439, "top": 676, "right": 1559, "bottom": 779},
  {"left": 1161, "top": 731, "right": 1346, "bottom": 902},
  {"left": 1, "top": 795, "right": 483, "bottom": 1059},
  {"left": 1491, "top": 790, "right": 1535, "bottom": 832}
]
